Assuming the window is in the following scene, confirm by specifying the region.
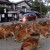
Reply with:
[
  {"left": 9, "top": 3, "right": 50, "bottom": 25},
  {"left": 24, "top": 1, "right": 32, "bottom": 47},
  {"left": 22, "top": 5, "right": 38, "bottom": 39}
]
[
  {"left": 8, "top": 13, "right": 12, "bottom": 17},
  {"left": 2, "top": 14, "right": 5, "bottom": 18}
]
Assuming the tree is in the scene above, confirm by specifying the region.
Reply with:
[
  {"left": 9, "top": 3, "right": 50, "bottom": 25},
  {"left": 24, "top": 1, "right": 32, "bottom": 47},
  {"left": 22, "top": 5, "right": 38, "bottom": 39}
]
[
  {"left": 32, "top": 1, "right": 47, "bottom": 14},
  {"left": 47, "top": 6, "right": 50, "bottom": 11}
]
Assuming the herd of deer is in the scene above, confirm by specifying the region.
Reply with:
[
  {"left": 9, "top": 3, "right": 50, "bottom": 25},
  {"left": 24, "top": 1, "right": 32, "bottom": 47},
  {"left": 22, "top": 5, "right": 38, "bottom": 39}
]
[{"left": 0, "top": 20, "right": 50, "bottom": 50}]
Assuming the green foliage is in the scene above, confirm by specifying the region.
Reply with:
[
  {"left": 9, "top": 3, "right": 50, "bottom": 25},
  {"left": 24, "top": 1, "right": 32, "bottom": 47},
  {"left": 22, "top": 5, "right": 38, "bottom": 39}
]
[
  {"left": 41, "top": 3, "right": 47, "bottom": 14},
  {"left": 47, "top": 6, "right": 50, "bottom": 11},
  {"left": 32, "top": 1, "right": 47, "bottom": 14},
  {"left": 32, "top": 1, "right": 40, "bottom": 7}
]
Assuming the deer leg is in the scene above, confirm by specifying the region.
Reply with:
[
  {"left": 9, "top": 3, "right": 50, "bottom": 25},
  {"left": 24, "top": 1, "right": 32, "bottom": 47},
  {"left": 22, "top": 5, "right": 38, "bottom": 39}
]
[{"left": 4, "top": 35, "right": 7, "bottom": 40}]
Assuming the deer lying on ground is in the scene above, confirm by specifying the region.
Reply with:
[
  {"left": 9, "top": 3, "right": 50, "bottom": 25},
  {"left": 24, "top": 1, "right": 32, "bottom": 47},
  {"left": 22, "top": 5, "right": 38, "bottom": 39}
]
[
  {"left": 21, "top": 37, "right": 40, "bottom": 50},
  {"left": 0, "top": 23, "right": 21, "bottom": 40}
]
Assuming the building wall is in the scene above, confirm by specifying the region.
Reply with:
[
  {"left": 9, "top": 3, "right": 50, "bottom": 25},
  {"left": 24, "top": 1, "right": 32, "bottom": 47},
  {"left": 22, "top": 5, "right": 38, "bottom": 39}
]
[{"left": 17, "top": 2, "right": 29, "bottom": 8}]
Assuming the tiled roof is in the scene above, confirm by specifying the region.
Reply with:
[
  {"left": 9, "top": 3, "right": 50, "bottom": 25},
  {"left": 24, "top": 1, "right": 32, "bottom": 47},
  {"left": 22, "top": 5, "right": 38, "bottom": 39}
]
[{"left": 15, "top": 1, "right": 30, "bottom": 5}]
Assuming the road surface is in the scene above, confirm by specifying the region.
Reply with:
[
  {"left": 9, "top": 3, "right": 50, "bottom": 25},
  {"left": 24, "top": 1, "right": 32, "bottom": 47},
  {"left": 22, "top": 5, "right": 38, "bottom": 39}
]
[{"left": 0, "top": 36, "right": 50, "bottom": 50}]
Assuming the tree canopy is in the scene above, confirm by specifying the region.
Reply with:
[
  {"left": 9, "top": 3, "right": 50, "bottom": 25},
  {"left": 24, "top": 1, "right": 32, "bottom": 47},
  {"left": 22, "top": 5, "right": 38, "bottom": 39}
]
[{"left": 32, "top": 1, "right": 47, "bottom": 14}]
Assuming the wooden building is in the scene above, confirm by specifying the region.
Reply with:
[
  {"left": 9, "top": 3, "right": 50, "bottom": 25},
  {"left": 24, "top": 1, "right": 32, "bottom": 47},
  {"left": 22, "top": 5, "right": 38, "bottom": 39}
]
[{"left": 0, "top": 0, "right": 18, "bottom": 22}]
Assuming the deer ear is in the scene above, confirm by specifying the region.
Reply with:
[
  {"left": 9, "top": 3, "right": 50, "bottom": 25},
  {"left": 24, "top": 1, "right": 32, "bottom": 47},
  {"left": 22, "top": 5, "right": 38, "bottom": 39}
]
[{"left": 15, "top": 26, "right": 19, "bottom": 29}]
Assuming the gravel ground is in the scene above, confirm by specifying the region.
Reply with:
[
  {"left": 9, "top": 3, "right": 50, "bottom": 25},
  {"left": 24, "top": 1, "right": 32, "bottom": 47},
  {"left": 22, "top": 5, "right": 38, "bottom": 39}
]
[{"left": 0, "top": 36, "right": 50, "bottom": 50}]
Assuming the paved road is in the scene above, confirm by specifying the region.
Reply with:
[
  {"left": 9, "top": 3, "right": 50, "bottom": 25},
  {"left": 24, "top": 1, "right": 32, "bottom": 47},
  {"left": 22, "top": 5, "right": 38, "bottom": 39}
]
[
  {"left": 0, "top": 36, "right": 50, "bottom": 50},
  {"left": 0, "top": 18, "right": 49, "bottom": 25},
  {"left": 0, "top": 37, "right": 22, "bottom": 50},
  {"left": 0, "top": 18, "right": 50, "bottom": 24}
]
